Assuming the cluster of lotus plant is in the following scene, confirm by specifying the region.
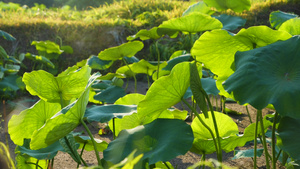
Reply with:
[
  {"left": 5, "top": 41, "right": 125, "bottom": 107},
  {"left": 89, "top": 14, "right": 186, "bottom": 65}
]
[{"left": 1, "top": 0, "right": 300, "bottom": 168}]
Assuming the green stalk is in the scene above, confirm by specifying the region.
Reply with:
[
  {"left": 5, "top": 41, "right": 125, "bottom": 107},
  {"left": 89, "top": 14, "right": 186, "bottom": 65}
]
[
  {"left": 254, "top": 112, "right": 259, "bottom": 169},
  {"left": 200, "top": 154, "right": 206, "bottom": 169},
  {"left": 36, "top": 160, "right": 39, "bottom": 169},
  {"left": 246, "top": 106, "right": 253, "bottom": 123},
  {"left": 182, "top": 99, "right": 219, "bottom": 158},
  {"left": 77, "top": 143, "right": 87, "bottom": 168},
  {"left": 272, "top": 112, "right": 278, "bottom": 169},
  {"left": 122, "top": 58, "right": 137, "bottom": 93},
  {"left": 221, "top": 96, "right": 226, "bottom": 114},
  {"left": 80, "top": 118, "right": 102, "bottom": 166},
  {"left": 113, "top": 118, "right": 116, "bottom": 140},
  {"left": 215, "top": 95, "right": 219, "bottom": 112},
  {"left": 25, "top": 162, "right": 43, "bottom": 169},
  {"left": 258, "top": 110, "right": 270, "bottom": 169},
  {"left": 163, "top": 162, "right": 171, "bottom": 169},
  {"left": 155, "top": 41, "right": 160, "bottom": 78}
]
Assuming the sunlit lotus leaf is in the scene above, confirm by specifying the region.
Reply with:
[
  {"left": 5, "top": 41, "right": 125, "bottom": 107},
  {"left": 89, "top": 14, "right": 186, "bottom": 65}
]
[
  {"left": 109, "top": 150, "right": 144, "bottom": 169},
  {"left": 151, "top": 70, "right": 171, "bottom": 81},
  {"left": 22, "top": 65, "right": 91, "bottom": 103},
  {"left": 98, "top": 73, "right": 125, "bottom": 80},
  {"left": 98, "top": 41, "right": 144, "bottom": 61},
  {"left": 116, "top": 65, "right": 135, "bottom": 77},
  {"left": 224, "top": 36, "right": 300, "bottom": 118},
  {"left": 213, "top": 14, "right": 246, "bottom": 31},
  {"left": 94, "top": 86, "right": 126, "bottom": 104},
  {"left": 114, "top": 93, "right": 145, "bottom": 105},
  {"left": 182, "top": 1, "right": 215, "bottom": 16},
  {"left": 87, "top": 55, "right": 113, "bottom": 70},
  {"left": 30, "top": 73, "right": 100, "bottom": 149},
  {"left": 8, "top": 100, "right": 61, "bottom": 146},
  {"left": 277, "top": 116, "right": 300, "bottom": 160},
  {"left": 16, "top": 154, "right": 47, "bottom": 169},
  {"left": 31, "top": 40, "right": 63, "bottom": 54},
  {"left": 60, "top": 45, "right": 73, "bottom": 54},
  {"left": 169, "top": 50, "right": 186, "bottom": 59},
  {"left": 15, "top": 140, "right": 64, "bottom": 160},
  {"left": 127, "top": 27, "right": 161, "bottom": 41},
  {"left": 162, "top": 54, "right": 191, "bottom": 71},
  {"left": 270, "top": 11, "right": 298, "bottom": 29},
  {"left": 85, "top": 105, "right": 137, "bottom": 123},
  {"left": 104, "top": 119, "right": 193, "bottom": 165},
  {"left": 75, "top": 136, "right": 108, "bottom": 152},
  {"left": 138, "top": 62, "right": 190, "bottom": 119},
  {"left": 0, "top": 30, "right": 16, "bottom": 41},
  {"left": 279, "top": 18, "right": 300, "bottom": 35},
  {"left": 157, "top": 13, "right": 222, "bottom": 35},
  {"left": 203, "top": 0, "right": 251, "bottom": 12},
  {"left": 25, "top": 53, "right": 55, "bottom": 68}
]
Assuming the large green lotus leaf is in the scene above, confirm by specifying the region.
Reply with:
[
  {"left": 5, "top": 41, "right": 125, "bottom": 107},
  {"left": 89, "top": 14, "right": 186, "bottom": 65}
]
[
  {"left": 213, "top": 14, "right": 246, "bottom": 31},
  {"left": 25, "top": 53, "right": 55, "bottom": 68},
  {"left": 277, "top": 116, "right": 300, "bottom": 160},
  {"left": 30, "top": 73, "right": 100, "bottom": 149},
  {"left": 0, "top": 30, "right": 16, "bottom": 41},
  {"left": 98, "top": 41, "right": 144, "bottom": 61},
  {"left": 85, "top": 105, "right": 137, "bottom": 123},
  {"left": 157, "top": 13, "right": 222, "bottom": 35},
  {"left": 127, "top": 27, "right": 161, "bottom": 41},
  {"left": 31, "top": 40, "right": 63, "bottom": 55},
  {"left": 23, "top": 65, "right": 91, "bottom": 102},
  {"left": 104, "top": 119, "right": 194, "bottom": 165},
  {"left": 224, "top": 36, "right": 300, "bottom": 118},
  {"left": 8, "top": 100, "right": 61, "bottom": 146},
  {"left": 74, "top": 136, "right": 108, "bottom": 152},
  {"left": 94, "top": 86, "right": 126, "bottom": 104},
  {"left": 203, "top": 0, "right": 251, "bottom": 12},
  {"left": 87, "top": 55, "right": 113, "bottom": 70},
  {"left": 236, "top": 26, "right": 292, "bottom": 48},
  {"left": 114, "top": 93, "right": 145, "bottom": 105},
  {"left": 162, "top": 54, "right": 191, "bottom": 71},
  {"left": 270, "top": 11, "right": 298, "bottom": 29},
  {"left": 182, "top": 1, "right": 215, "bottom": 16},
  {"left": 15, "top": 140, "right": 64, "bottom": 160},
  {"left": 279, "top": 18, "right": 300, "bottom": 35},
  {"left": 137, "top": 62, "right": 190, "bottom": 119}
]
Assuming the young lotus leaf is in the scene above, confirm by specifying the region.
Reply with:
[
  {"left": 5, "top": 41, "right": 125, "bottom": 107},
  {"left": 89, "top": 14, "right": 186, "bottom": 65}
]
[
  {"left": 94, "top": 86, "right": 126, "bottom": 104},
  {"left": 87, "top": 55, "right": 113, "bottom": 70},
  {"left": 224, "top": 36, "right": 300, "bottom": 118},
  {"left": 279, "top": 18, "right": 300, "bottom": 35},
  {"left": 203, "top": 0, "right": 251, "bottom": 13},
  {"left": 131, "top": 59, "right": 165, "bottom": 76},
  {"left": 84, "top": 105, "right": 137, "bottom": 123},
  {"left": 8, "top": 100, "right": 61, "bottom": 146},
  {"left": 25, "top": 53, "right": 55, "bottom": 68},
  {"left": 98, "top": 41, "right": 144, "bottom": 61},
  {"left": 0, "top": 30, "right": 16, "bottom": 41},
  {"left": 22, "top": 65, "right": 91, "bottom": 103},
  {"left": 15, "top": 140, "right": 64, "bottom": 160},
  {"left": 157, "top": 13, "right": 223, "bottom": 36},
  {"left": 213, "top": 14, "right": 246, "bottom": 31},
  {"left": 137, "top": 62, "right": 190, "bottom": 118},
  {"left": 29, "top": 73, "right": 100, "bottom": 150},
  {"left": 31, "top": 40, "right": 63, "bottom": 59},
  {"left": 182, "top": 1, "right": 215, "bottom": 16},
  {"left": 269, "top": 11, "right": 298, "bottom": 29},
  {"left": 127, "top": 27, "right": 161, "bottom": 41},
  {"left": 114, "top": 93, "right": 145, "bottom": 105},
  {"left": 277, "top": 116, "right": 300, "bottom": 160},
  {"left": 74, "top": 136, "right": 108, "bottom": 152},
  {"left": 104, "top": 119, "right": 194, "bottom": 165}
]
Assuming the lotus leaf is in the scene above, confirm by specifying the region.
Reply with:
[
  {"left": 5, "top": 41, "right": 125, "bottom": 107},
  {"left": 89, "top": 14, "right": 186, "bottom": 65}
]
[
  {"left": 87, "top": 55, "right": 113, "bottom": 70},
  {"left": 0, "top": 30, "right": 16, "bottom": 41},
  {"left": 74, "top": 136, "right": 108, "bottom": 152},
  {"left": 127, "top": 27, "right": 161, "bottom": 41},
  {"left": 279, "top": 18, "right": 300, "bottom": 35},
  {"left": 213, "top": 14, "right": 246, "bottom": 31},
  {"left": 182, "top": 1, "right": 215, "bottom": 16},
  {"left": 269, "top": 11, "right": 298, "bottom": 29},
  {"left": 203, "top": 0, "right": 251, "bottom": 12}
]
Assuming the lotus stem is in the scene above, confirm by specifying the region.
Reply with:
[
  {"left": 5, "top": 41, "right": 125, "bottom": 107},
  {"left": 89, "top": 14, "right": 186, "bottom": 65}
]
[
  {"left": 155, "top": 41, "right": 160, "bottom": 78},
  {"left": 272, "top": 112, "right": 278, "bottom": 169},
  {"left": 77, "top": 143, "right": 87, "bottom": 168},
  {"left": 258, "top": 110, "right": 270, "bottom": 169},
  {"left": 113, "top": 118, "right": 116, "bottom": 140},
  {"left": 80, "top": 118, "right": 102, "bottom": 166},
  {"left": 182, "top": 99, "right": 219, "bottom": 159},
  {"left": 200, "top": 154, "right": 206, "bottom": 169},
  {"left": 254, "top": 112, "right": 259, "bottom": 169},
  {"left": 122, "top": 58, "right": 137, "bottom": 93},
  {"left": 246, "top": 106, "right": 253, "bottom": 123},
  {"left": 163, "top": 162, "right": 171, "bottom": 169}
]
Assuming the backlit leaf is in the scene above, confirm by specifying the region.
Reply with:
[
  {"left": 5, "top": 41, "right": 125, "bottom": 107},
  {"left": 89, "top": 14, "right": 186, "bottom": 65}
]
[
  {"left": 279, "top": 18, "right": 300, "bottom": 35},
  {"left": 203, "top": 0, "right": 251, "bottom": 12},
  {"left": 270, "top": 11, "right": 298, "bottom": 29}
]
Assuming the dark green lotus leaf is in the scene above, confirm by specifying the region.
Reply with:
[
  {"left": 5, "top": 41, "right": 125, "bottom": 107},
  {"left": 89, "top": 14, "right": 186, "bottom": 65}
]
[
  {"left": 232, "top": 149, "right": 264, "bottom": 160},
  {"left": 157, "top": 13, "right": 222, "bottom": 36},
  {"left": 279, "top": 18, "right": 300, "bottom": 35},
  {"left": 127, "top": 27, "right": 161, "bottom": 41},
  {"left": 87, "top": 55, "right": 113, "bottom": 70},
  {"left": 59, "top": 134, "right": 81, "bottom": 163},
  {"left": 162, "top": 54, "right": 191, "bottom": 71},
  {"left": 22, "top": 65, "right": 91, "bottom": 103},
  {"left": 8, "top": 100, "right": 61, "bottom": 146},
  {"left": 213, "top": 14, "right": 246, "bottom": 31},
  {"left": 277, "top": 116, "right": 300, "bottom": 161},
  {"left": 0, "top": 30, "right": 16, "bottom": 41},
  {"left": 74, "top": 136, "right": 108, "bottom": 152},
  {"left": 30, "top": 73, "right": 100, "bottom": 150},
  {"left": 224, "top": 36, "right": 300, "bottom": 118},
  {"left": 201, "top": 78, "right": 219, "bottom": 96},
  {"left": 203, "top": 0, "right": 251, "bottom": 12},
  {"left": 182, "top": 1, "right": 215, "bottom": 16},
  {"left": 15, "top": 139, "right": 64, "bottom": 160},
  {"left": 98, "top": 41, "right": 144, "bottom": 61},
  {"left": 270, "top": 11, "right": 298, "bottom": 29},
  {"left": 0, "top": 74, "right": 20, "bottom": 92},
  {"left": 85, "top": 105, "right": 137, "bottom": 123},
  {"left": 104, "top": 119, "right": 193, "bottom": 165},
  {"left": 138, "top": 62, "right": 190, "bottom": 119},
  {"left": 25, "top": 53, "right": 55, "bottom": 68},
  {"left": 114, "top": 93, "right": 145, "bottom": 105},
  {"left": 94, "top": 86, "right": 126, "bottom": 104}
]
